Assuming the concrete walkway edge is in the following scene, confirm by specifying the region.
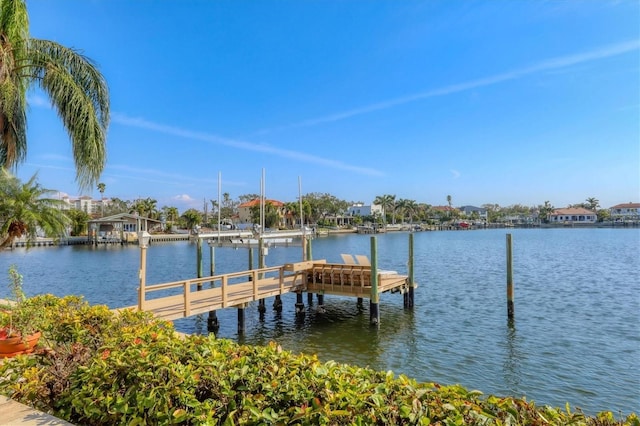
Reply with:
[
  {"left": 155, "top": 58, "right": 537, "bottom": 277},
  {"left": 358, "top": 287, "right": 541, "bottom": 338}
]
[{"left": 0, "top": 395, "right": 72, "bottom": 425}]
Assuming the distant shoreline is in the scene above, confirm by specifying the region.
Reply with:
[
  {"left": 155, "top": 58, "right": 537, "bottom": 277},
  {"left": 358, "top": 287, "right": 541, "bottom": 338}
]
[{"left": 6, "top": 221, "right": 639, "bottom": 249}]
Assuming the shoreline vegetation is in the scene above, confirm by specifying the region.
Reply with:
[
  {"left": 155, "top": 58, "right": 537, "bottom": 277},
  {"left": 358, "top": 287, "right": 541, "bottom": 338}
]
[
  {"left": 0, "top": 294, "right": 637, "bottom": 425},
  {"left": 6, "top": 220, "right": 640, "bottom": 249}
]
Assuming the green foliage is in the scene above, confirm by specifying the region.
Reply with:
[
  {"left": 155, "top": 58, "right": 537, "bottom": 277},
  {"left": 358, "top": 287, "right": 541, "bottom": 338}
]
[
  {"left": 0, "top": 169, "right": 69, "bottom": 247},
  {"left": 0, "top": 0, "right": 110, "bottom": 190},
  {"left": 250, "top": 202, "right": 280, "bottom": 228},
  {"left": 131, "top": 197, "right": 159, "bottom": 219},
  {"left": 180, "top": 208, "right": 202, "bottom": 231},
  {"left": 0, "top": 265, "right": 45, "bottom": 339},
  {"left": 0, "top": 295, "right": 636, "bottom": 425},
  {"left": 65, "top": 208, "right": 90, "bottom": 236}
]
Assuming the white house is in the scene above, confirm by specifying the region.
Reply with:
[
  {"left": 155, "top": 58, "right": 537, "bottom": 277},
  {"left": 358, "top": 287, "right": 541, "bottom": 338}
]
[
  {"left": 347, "top": 203, "right": 383, "bottom": 217},
  {"left": 609, "top": 203, "right": 640, "bottom": 221},
  {"left": 548, "top": 207, "right": 597, "bottom": 224},
  {"left": 458, "top": 205, "right": 488, "bottom": 221}
]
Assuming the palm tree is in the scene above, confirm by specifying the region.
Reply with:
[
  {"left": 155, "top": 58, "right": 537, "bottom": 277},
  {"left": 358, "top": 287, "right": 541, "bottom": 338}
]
[
  {"left": 180, "top": 209, "right": 202, "bottom": 232},
  {"left": 538, "top": 201, "right": 554, "bottom": 223},
  {"left": 97, "top": 182, "right": 105, "bottom": 216},
  {"left": 65, "top": 208, "right": 90, "bottom": 236},
  {"left": 0, "top": 0, "right": 109, "bottom": 190},
  {"left": 130, "top": 197, "right": 157, "bottom": 219},
  {"left": 0, "top": 169, "right": 69, "bottom": 247},
  {"left": 162, "top": 206, "right": 179, "bottom": 223},
  {"left": 585, "top": 197, "right": 599, "bottom": 212},
  {"left": 397, "top": 199, "right": 418, "bottom": 224},
  {"left": 373, "top": 194, "right": 396, "bottom": 225}
]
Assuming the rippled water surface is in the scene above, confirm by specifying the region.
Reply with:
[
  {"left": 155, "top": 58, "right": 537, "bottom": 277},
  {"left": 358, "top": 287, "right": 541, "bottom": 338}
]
[{"left": 1, "top": 228, "right": 638, "bottom": 415}]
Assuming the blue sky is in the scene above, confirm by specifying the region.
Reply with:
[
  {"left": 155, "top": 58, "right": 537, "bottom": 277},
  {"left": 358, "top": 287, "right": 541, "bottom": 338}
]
[{"left": 16, "top": 1, "right": 640, "bottom": 212}]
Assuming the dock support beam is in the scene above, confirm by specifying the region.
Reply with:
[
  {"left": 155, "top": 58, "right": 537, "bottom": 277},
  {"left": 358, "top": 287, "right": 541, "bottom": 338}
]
[
  {"left": 317, "top": 293, "right": 325, "bottom": 313},
  {"left": 295, "top": 292, "right": 305, "bottom": 315},
  {"left": 370, "top": 236, "right": 380, "bottom": 326},
  {"left": 273, "top": 296, "right": 283, "bottom": 312},
  {"left": 404, "top": 233, "right": 415, "bottom": 309},
  {"left": 506, "top": 233, "right": 515, "bottom": 320},
  {"left": 237, "top": 305, "right": 245, "bottom": 335}
]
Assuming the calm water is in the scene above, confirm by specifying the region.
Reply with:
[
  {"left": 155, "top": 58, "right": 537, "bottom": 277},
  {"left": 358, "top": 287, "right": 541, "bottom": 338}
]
[{"left": 1, "top": 228, "right": 638, "bottom": 415}]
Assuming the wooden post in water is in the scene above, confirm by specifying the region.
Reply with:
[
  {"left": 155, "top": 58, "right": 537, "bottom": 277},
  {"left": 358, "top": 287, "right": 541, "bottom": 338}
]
[
  {"left": 207, "top": 243, "right": 219, "bottom": 331},
  {"left": 404, "top": 233, "right": 415, "bottom": 308},
  {"left": 307, "top": 236, "right": 314, "bottom": 305},
  {"left": 237, "top": 304, "right": 246, "bottom": 334},
  {"left": 295, "top": 292, "right": 305, "bottom": 315},
  {"left": 506, "top": 233, "right": 514, "bottom": 320},
  {"left": 370, "top": 236, "right": 380, "bottom": 326},
  {"left": 196, "top": 237, "right": 203, "bottom": 290}
]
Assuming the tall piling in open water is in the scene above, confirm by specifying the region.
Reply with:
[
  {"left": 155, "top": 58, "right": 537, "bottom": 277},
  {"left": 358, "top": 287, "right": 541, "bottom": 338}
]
[{"left": 506, "top": 233, "right": 514, "bottom": 320}]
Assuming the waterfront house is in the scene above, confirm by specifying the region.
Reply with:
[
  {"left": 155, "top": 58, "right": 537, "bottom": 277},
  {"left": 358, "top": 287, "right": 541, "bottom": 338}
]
[
  {"left": 237, "top": 198, "right": 286, "bottom": 227},
  {"left": 347, "top": 203, "right": 383, "bottom": 218},
  {"left": 87, "top": 213, "right": 162, "bottom": 243},
  {"left": 430, "top": 205, "right": 457, "bottom": 221},
  {"left": 458, "top": 205, "right": 488, "bottom": 222},
  {"left": 548, "top": 207, "right": 597, "bottom": 224},
  {"left": 609, "top": 203, "right": 640, "bottom": 221}
]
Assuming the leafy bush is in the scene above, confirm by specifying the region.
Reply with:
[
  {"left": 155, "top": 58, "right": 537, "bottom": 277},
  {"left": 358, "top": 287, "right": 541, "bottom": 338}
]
[{"left": 0, "top": 295, "right": 637, "bottom": 425}]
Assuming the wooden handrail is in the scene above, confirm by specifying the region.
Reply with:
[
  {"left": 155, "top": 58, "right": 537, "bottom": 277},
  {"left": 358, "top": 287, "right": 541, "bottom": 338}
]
[{"left": 134, "top": 260, "right": 410, "bottom": 321}]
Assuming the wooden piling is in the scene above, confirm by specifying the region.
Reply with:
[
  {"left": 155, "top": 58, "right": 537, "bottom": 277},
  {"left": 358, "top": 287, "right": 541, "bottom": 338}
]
[
  {"left": 237, "top": 305, "right": 245, "bottom": 334},
  {"left": 506, "top": 233, "right": 514, "bottom": 320},
  {"left": 370, "top": 236, "right": 380, "bottom": 326},
  {"left": 306, "top": 236, "right": 314, "bottom": 305},
  {"left": 295, "top": 292, "right": 305, "bottom": 314},
  {"left": 207, "top": 244, "right": 219, "bottom": 331},
  {"left": 196, "top": 237, "right": 203, "bottom": 290},
  {"left": 404, "top": 233, "right": 415, "bottom": 309}
]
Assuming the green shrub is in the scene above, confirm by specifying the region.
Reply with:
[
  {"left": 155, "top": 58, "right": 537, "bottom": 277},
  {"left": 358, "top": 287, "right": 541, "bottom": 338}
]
[{"left": 0, "top": 295, "right": 637, "bottom": 425}]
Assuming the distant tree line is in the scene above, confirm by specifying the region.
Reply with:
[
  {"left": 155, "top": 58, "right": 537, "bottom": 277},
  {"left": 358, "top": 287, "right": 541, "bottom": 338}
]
[{"left": 0, "top": 171, "right": 613, "bottom": 246}]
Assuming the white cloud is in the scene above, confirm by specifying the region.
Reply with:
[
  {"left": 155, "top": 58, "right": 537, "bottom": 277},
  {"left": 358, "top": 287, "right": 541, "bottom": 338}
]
[
  {"left": 173, "top": 194, "right": 195, "bottom": 202},
  {"left": 450, "top": 169, "right": 461, "bottom": 179}
]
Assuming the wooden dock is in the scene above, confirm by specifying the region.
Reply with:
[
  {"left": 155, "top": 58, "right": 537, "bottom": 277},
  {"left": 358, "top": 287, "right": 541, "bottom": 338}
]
[{"left": 134, "top": 260, "right": 413, "bottom": 322}]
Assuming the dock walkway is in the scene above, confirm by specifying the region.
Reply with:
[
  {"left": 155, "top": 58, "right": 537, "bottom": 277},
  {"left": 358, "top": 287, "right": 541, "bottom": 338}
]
[{"left": 131, "top": 260, "right": 413, "bottom": 321}]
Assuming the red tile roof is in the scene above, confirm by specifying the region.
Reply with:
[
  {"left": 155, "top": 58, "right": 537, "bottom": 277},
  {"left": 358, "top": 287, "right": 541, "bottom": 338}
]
[
  {"left": 551, "top": 207, "right": 596, "bottom": 215},
  {"left": 610, "top": 203, "right": 640, "bottom": 209},
  {"left": 238, "top": 198, "right": 284, "bottom": 208}
]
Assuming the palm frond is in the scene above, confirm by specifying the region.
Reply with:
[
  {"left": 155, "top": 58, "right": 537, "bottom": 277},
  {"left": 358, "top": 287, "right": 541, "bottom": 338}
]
[
  {"left": 0, "top": 0, "right": 29, "bottom": 43},
  {"left": 28, "top": 39, "right": 109, "bottom": 190}
]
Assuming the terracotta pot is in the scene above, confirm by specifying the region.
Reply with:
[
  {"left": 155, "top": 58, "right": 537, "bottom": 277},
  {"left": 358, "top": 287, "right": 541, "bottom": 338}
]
[{"left": 0, "top": 331, "right": 41, "bottom": 358}]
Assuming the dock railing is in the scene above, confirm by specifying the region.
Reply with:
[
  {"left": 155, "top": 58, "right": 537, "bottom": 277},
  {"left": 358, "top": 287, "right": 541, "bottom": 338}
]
[
  {"left": 135, "top": 259, "right": 409, "bottom": 321},
  {"left": 138, "top": 261, "right": 317, "bottom": 320}
]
